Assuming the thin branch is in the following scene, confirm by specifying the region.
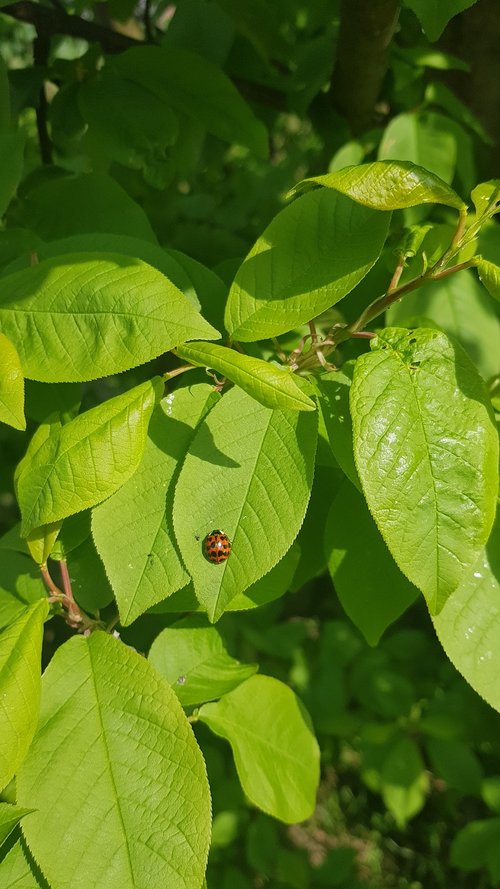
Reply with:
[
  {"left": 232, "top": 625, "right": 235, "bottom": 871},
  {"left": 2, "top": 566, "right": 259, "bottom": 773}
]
[
  {"left": 163, "top": 364, "right": 198, "bottom": 381},
  {"left": 143, "top": 0, "right": 154, "bottom": 43},
  {"left": 1, "top": 1, "right": 141, "bottom": 53},
  {"left": 33, "top": 33, "right": 52, "bottom": 164}
]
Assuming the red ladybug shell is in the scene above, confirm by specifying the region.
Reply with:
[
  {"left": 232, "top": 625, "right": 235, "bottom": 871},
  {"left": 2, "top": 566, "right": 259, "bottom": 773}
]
[{"left": 204, "top": 530, "right": 231, "bottom": 564}]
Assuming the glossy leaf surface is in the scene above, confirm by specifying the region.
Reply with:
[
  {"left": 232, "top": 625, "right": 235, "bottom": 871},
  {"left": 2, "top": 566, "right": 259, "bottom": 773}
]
[{"left": 351, "top": 328, "right": 498, "bottom": 612}]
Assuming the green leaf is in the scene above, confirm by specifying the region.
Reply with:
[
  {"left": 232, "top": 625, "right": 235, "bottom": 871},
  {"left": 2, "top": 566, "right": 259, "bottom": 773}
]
[
  {"left": 325, "top": 482, "right": 418, "bottom": 645},
  {"left": 66, "top": 536, "right": 114, "bottom": 614},
  {"left": 149, "top": 617, "right": 257, "bottom": 706},
  {"left": 19, "top": 172, "right": 157, "bottom": 243},
  {"left": 426, "top": 737, "right": 482, "bottom": 794},
  {"left": 471, "top": 181, "right": 500, "bottom": 218},
  {"left": 0, "top": 841, "right": 41, "bottom": 888},
  {"left": 0, "top": 333, "right": 25, "bottom": 430},
  {"left": 404, "top": 0, "right": 479, "bottom": 41},
  {"left": 386, "top": 269, "right": 500, "bottom": 382},
  {"left": 433, "top": 514, "right": 500, "bottom": 713},
  {"left": 49, "top": 511, "right": 91, "bottom": 561},
  {"left": 380, "top": 737, "right": 428, "bottom": 828},
  {"left": 450, "top": 818, "right": 500, "bottom": 874},
  {"left": 477, "top": 257, "right": 500, "bottom": 303},
  {"left": 0, "top": 253, "right": 219, "bottom": 383},
  {"left": 18, "top": 379, "right": 162, "bottom": 536},
  {"left": 425, "top": 82, "right": 493, "bottom": 145},
  {"left": 173, "top": 387, "right": 317, "bottom": 621},
  {"left": 350, "top": 328, "right": 499, "bottom": 612},
  {"left": 316, "top": 365, "right": 360, "bottom": 489},
  {"left": 78, "top": 71, "right": 179, "bottom": 189},
  {"left": 229, "top": 544, "right": 300, "bottom": 610},
  {"left": 378, "top": 112, "right": 457, "bottom": 187},
  {"left": 0, "top": 803, "right": 34, "bottom": 847},
  {"left": 290, "top": 159, "right": 465, "bottom": 211},
  {"left": 92, "top": 384, "right": 216, "bottom": 625},
  {"left": 17, "top": 632, "right": 211, "bottom": 889},
  {"left": 0, "top": 600, "right": 48, "bottom": 790},
  {"left": 199, "top": 675, "right": 319, "bottom": 823},
  {"left": 0, "top": 549, "right": 46, "bottom": 630},
  {"left": 225, "top": 190, "right": 390, "bottom": 341},
  {"left": 0, "top": 132, "right": 24, "bottom": 217},
  {"left": 174, "top": 343, "right": 315, "bottom": 411},
  {"left": 290, "top": 466, "right": 342, "bottom": 592},
  {"left": 111, "top": 46, "right": 268, "bottom": 159}
]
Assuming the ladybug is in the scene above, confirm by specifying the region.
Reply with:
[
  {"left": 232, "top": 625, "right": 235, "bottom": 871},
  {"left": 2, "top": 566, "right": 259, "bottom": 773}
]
[{"left": 204, "top": 530, "right": 231, "bottom": 564}]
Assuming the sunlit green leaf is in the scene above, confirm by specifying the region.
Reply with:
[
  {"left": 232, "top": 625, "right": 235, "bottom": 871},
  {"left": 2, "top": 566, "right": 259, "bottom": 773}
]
[
  {"left": 18, "top": 379, "right": 161, "bottom": 535},
  {"left": 175, "top": 342, "right": 315, "bottom": 411},
  {"left": 351, "top": 328, "right": 498, "bottom": 612},
  {"left": 225, "top": 189, "right": 390, "bottom": 341},
  {"left": 149, "top": 617, "right": 257, "bottom": 706},
  {"left": 17, "top": 632, "right": 211, "bottom": 889},
  {"left": 0, "top": 600, "right": 48, "bottom": 789},
  {"left": 0, "top": 333, "right": 25, "bottom": 430},
  {"left": 199, "top": 675, "right": 320, "bottom": 823},
  {"left": 0, "top": 254, "right": 219, "bottom": 383},
  {"left": 173, "top": 387, "right": 317, "bottom": 621}
]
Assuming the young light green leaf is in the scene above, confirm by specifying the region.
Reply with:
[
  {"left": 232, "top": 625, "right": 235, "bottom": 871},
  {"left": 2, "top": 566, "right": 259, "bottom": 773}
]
[
  {"left": 92, "top": 384, "right": 216, "bottom": 625},
  {"left": 404, "top": 0, "right": 478, "bottom": 41},
  {"left": 174, "top": 342, "right": 315, "bottom": 411},
  {"left": 199, "top": 675, "right": 319, "bottom": 823},
  {"left": 0, "top": 803, "right": 34, "bottom": 847},
  {"left": 316, "top": 365, "right": 361, "bottom": 490},
  {"left": 325, "top": 482, "right": 418, "bottom": 645},
  {"left": 0, "top": 841, "right": 41, "bottom": 888},
  {"left": 111, "top": 46, "right": 268, "bottom": 159},
  {"left": 471, "top": 181, "right": 500, "bottom": 218},
  {"left": 0, "top": 333, "right": 25, "bottom": 430},
  {"left": 289, "top": 159, "right": 465, "bottom": 211},
  {"left": 0, "top": 599, "right": 48, "bottom": 790},
  {"left": 225, "top": 189, "right": 390, "bottom": 341},
  {"left": 149, "top": 617, "right": 257, "bottom": 706},
  {"left": 18, "top": 379, "right": 162, "bottom": 536},
  {"left": 0, "top": 253, "right": 219, "bottom": 383},
  {"left": 17, "top": 631, "right": 211, "bottom": 889},
  {"left": 351, "top": 328, "right": 499, "bottom": 613},
  {"left": 477, "top": 258, "right": 500, "bottom": 303},
  {"left": 0, "top": 132, "right": 25, "bottom": 218},
  {"left": 433, "top": 515, "right": 500, "bottom": 714},
  {"left": 173, "top": 387, "right": 317, "bottom": 621}
]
